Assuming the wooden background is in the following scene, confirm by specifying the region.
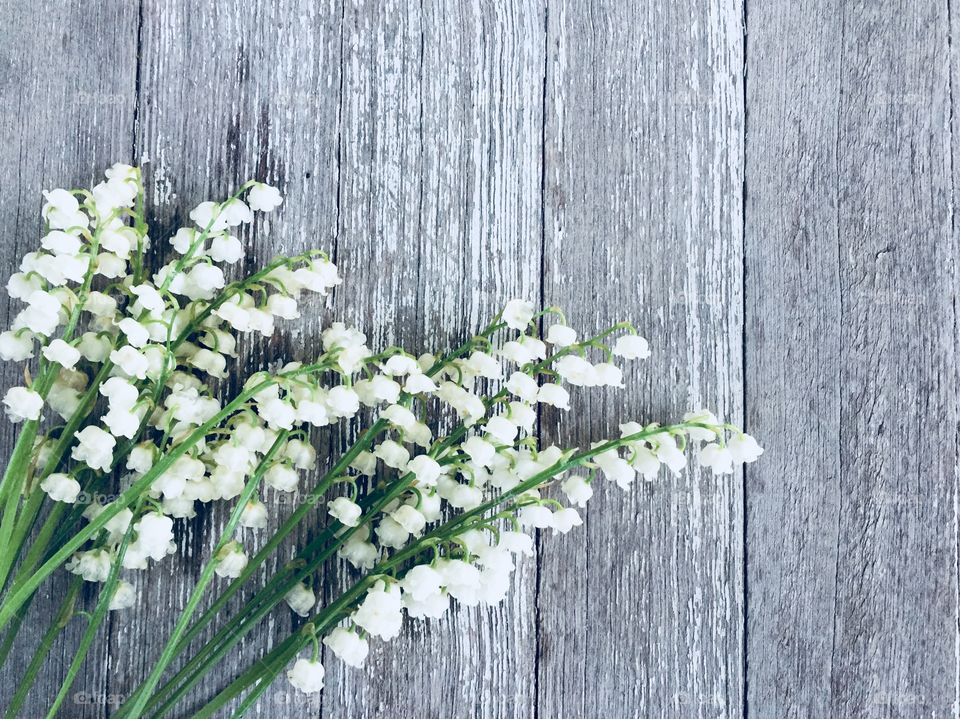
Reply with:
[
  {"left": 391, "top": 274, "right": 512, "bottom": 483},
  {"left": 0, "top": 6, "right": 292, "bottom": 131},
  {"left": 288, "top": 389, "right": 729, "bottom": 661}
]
[{"left": 0, "top": 0, "right": 955, "bottom": 717}]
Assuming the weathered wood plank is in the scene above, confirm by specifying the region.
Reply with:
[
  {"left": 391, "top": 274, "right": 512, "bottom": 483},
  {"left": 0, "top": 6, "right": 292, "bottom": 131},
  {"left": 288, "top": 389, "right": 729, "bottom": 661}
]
[
  {"left": 745, "top": 0, "right": 957, "bottom": 715},
  {"left": 742, "top": 3, "right": 844, "bottom": 714},
  {"left": 539, "top": 1, "right": 745, "bottom": 717},
  {"left": 0, "top": 1, "right": 139, "bottom": 716},
  {"left": 830, "top": 1, "right": 955, "bottom": 714},
  {"left": 325, "top": 2, "right": 545, "bottom": 717}
]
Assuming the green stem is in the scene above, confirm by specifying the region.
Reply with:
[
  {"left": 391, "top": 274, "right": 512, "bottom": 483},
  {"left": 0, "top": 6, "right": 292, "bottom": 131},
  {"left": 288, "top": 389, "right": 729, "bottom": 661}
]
[
  {"left": 226, "top": 641, "right": 301, "bottom": 719},
  {"left": 176, "top": 418, "right": 386, "bottom": 650},
  {"left": 1, "top": 577, "right": 81, "bottom": 719},
  {"left": 122, "top": 431, "right": 288, "bottom": 719},
  {"left": 121, "top": 324, "right": 507, "bottom": 715},
  {"left": 193, "top": 580, "right": 371, "bottom": 719},
  {"left": 136, "top": 441, "right": 471, "bottom": 718},
  {"left": 0, "top": 597, "right": 30, "bottom": 671},
  {"left": 43, "top": 502, "right": 141, "bottom": 719},
  {"left": 132, "top": 172, "right": 147, "bottom": 285},
  {"left": 191, "top": 634, "right": 302, "bottom": 719},
  {"left": 195, "top": 420, "right": 713, "bottom": 714}
]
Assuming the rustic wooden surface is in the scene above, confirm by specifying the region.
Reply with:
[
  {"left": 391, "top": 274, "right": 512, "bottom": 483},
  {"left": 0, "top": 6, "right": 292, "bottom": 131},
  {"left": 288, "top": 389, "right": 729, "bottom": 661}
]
[{"left": 0, "top": 0, "right": 955, "bottom": 717}]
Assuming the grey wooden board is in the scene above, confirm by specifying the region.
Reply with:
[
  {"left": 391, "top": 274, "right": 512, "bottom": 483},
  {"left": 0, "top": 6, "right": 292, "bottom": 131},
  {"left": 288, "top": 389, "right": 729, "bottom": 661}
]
[
  {"left": 0, "top": 0, "right": 956, "bottom": 717},
  {"left": 539, "top": 1, "right": 745, "bottom": 717},
  {"left": 744, "top": 1, "right": 957, "bottom": 717}
]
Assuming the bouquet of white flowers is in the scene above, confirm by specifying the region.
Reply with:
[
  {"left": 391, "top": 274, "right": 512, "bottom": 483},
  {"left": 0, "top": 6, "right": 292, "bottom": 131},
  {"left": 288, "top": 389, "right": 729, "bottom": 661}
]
[{"left": 0, "top": 165, "right": 762, "bottom": 717}]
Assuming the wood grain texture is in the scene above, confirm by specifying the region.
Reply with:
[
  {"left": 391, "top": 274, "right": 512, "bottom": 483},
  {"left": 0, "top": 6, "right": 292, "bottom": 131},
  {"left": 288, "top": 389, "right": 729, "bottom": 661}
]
[
  {"left": 0, "top": 0, "right": 958, "bottom": 717},
  {"left": 746, "top": 0, "right": 957, "bottom": 716},
  {"left": 830, "top": 1, "right": 955, "bottom": 715},
  {"left": 742, "top": 1, "right": 844, "bottom": 714},
  {"left": 539, "top": 1, "right": 745, "bottom": 716}
]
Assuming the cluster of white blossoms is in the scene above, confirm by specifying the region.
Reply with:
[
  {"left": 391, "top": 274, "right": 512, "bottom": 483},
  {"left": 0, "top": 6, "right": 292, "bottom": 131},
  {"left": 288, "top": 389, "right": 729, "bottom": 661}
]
[
  {"left": 0, "top": 166, "right": 765, "bottom": 713},
  {"left": 0, "top": 166, "right": 354, "bottom": 608},
  {"left": 277, "top": 300, "right": 762, "bottom": 693}
]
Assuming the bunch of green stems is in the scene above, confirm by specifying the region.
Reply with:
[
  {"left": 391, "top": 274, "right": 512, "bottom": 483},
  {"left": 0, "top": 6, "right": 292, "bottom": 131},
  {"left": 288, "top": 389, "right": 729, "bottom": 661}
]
[
  {"left": 108, "top": 322, "right": 710, "bottom": 718},
  {"left": 0, "top": 231, "right": 712, "bottom": 719}
]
